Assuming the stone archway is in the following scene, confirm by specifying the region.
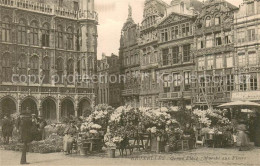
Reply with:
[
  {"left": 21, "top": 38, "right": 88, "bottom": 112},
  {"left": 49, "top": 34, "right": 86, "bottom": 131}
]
[
  {"left": 21, "top": 98, "right": 38, "bottom": 115},
  {"left": 78, "top": 98, "right": 91, "bottom": 117},
  {"left": 42, "top": 98, "right": 56, "bottom": 120},
  {"left": 61, "top": 98, "right": 74, "bottom": 118},
  {"left": 0, "top": 97, "right": 16, "bottom": 117}
]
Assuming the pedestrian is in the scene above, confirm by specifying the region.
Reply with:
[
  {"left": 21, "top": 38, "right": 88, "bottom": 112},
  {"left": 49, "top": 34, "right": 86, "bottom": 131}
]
[
  {"left": 17, "top": 107, "right": 33, "bottom": 164},
  {"left": 38, "top": 115, "right": 47, "bottom": 140},
  {"left": 31, "top": 114, "right": 40, "bottom": 141},
  {"left": 2, "top": 115, "right": 13, "bottom": 144},
  {"left": 236, "top": 121, "right": 250, "bottom": 151},
  {"left": 63, "top": 120, "right": 78, "bottom": 155}
]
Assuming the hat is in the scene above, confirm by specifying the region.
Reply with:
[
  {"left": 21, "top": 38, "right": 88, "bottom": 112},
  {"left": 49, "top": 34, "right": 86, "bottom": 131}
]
[{"left": 32, "top": 114, "right": 36, "bottom": 117}]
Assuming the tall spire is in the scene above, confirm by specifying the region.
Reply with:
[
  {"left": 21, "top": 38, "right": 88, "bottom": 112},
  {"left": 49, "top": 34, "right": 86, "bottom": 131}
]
[{"left": 128, "top": 5, "right": 132, "bottom": 20}]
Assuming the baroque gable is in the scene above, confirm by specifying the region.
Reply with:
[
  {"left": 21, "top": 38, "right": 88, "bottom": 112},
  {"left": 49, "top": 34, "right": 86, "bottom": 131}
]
[{"left": 158, "top": 12, "right": 192, "bottom": 28}]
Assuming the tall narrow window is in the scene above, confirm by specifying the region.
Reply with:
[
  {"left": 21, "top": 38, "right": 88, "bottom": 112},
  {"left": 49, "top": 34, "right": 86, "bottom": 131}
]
[
  {"left": 56, "top": 57, "right": 64, "bottom": 84},
  {"left": 182, "top": 24, "right": 186, "bottom": 37},
  {"left": 238, "top": 52, "right": 246, "bottom": 67},
  {"left": 237, "top": 30, "right": 245, "bottom": 43},
  {"left": 42, "top": 23, "right": 50, "bottom": 47},
  {"left": 206, "top": 35, "right": 213, "bottom": 48},
  {"left": 172, "top": 46, "right": 179, "bottom": 64},
  {"left": 171, "top": 26, "right": 179, "bottom": 39},
  {"left": 183, "top": 44, "right": 190, "bottom": 62},
  {"left": 162, "top": 48, "right": 169, "bottom": 66},
  {"left": 1, "top": 17, "right": 11, "bottom": 42},
  {"left": 226, "top": 53, "right": 233, "bottom": 68},
  {"left": 239, "top": 75, "right": 248, "bottom": 91},
  {"left": 173, "top": 73, "right": 181, "bottom": 92},
  {"left": 42, "top": 57, "right": 50, "bottom": 84},
  {"left": 67, "top": 59, "right": 74, "bottom": 84},
  {"left": 161, "top": 29, "right": 168, "bottom": 42},
  {"left": 205, "top": 16, "right": 211, "bottom": 27},
  {"left": 250, "top": 74, "right": 258, "bottom": 90},
  {"left": 184, "top": 71, "right": 191, "bottom": 91},
  {"left": 30, "top": 56, "right": 39, "bottom": 83},
  {"left": 227, "top": 75, "right": 234, "bottom": 91},
  {"left": 59, "top": 0, "right": 63, "bottom": 7},
  {"left": 2, "top": 53, "right": 12, "bottom": 82},
  {"left": 67, "top": 27, "right": 73, "bottom": 50},
  {"left": 248, "top": 51, "right": 257, "bottom": 65},
  {"left": 216, "top": 55, "right": 223, "bottom": 69},
  {"left": 163, "top": 74, "right": 170, "bottom": 93},
  {"left": 198, "top": 57, "right": 205, "bottom": 70},
  {"left": 30, "top": 21, "right": 38, "bottom": 46},
  {"left": 247, "top": 2, "right": 255, "bottom": 16},
  {"left": 207, "top": 55, "right": 214, "bottom": 69},
  {"left": 74, "top": 1, "right": 79, "bottom": 11},
  {"left": 248, "top": 29, "right": 256, "bottom": 42},
  {"left": 18, "top": 54, "right": 27, "bottom": 76},
  {"left": 18, "top": 19, "right": 27, "bottom": 44},
  {"left": 215, "top": 16, "right": 220, "bottom": 25},
  {"left": 56, "top": 25, "right": 63, "bottom": 49},
  {"left": 215, "top": 33, "right": 222, "bottom": 46}
]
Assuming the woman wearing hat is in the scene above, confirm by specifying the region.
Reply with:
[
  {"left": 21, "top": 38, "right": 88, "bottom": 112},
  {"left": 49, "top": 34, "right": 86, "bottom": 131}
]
[
  {"left": 236, "top": 120, "right": 250, "bottom": 151},
  {"left": 63, "top": 120, "right": 78, "bottom": 155}
]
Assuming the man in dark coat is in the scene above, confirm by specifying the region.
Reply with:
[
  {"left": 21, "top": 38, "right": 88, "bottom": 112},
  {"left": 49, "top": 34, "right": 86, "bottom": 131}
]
[
  {"left": 38, "top": 116, "right": 47, "bottom": 140},
  {"left": 17, "top": 107, "right": 33, "bottom": 164},
  {"left": 2, "top": 115, "right": 13, "bottom": 144}
]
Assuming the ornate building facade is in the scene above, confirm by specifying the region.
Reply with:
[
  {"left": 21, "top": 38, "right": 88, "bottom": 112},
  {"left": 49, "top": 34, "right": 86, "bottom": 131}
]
[
  {"left": 232, "top": 0, "right": 260, "bottom": 102},
  {"left": 192, "top": 0, "right": 238, "bottom": 108},
  {"left": 157, "top": 0, "right": 201, "bottom": 107},
  {"left": 0, "top": 0, "right": 98, "bottom": 121},
  {"left": 97, "top": 53, "right": 121, "bottom": 108},
  {"left": 119, "top": 6, "right": 141, "bottom": 108}
]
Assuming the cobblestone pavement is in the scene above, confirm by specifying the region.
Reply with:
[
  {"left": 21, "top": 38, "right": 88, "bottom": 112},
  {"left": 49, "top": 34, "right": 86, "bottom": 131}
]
[{"left": 0, "top": 147, "right": 260, "bottom": 166}]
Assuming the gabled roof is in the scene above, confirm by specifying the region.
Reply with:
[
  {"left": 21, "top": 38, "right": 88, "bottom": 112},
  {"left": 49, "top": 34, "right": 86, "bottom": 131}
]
[
  {"left": 158, "top": 12, "right": 193, "bottom": 27},
  {"left": 145, "top": 0, "right": 170, "bottom": 7}
]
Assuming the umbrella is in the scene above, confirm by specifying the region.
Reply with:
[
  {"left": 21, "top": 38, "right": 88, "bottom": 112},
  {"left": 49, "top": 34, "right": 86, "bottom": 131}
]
[{"left": 218, "top": 101, "right": 260, "bottom": 108}]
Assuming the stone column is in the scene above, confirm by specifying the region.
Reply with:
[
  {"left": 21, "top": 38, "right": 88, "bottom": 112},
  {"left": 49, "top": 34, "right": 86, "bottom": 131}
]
[{"left": 56, "top": 98, "right": 60, "bottom": 122}]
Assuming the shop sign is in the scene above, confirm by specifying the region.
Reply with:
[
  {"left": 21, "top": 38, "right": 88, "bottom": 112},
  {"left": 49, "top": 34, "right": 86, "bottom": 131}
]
[{"left": 231, "top": 91, "right": 260, "bottom": 101}]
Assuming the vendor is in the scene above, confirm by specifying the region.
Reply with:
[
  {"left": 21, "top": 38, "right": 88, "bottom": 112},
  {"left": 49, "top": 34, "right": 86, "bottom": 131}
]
[
  {"left": 63, "top": 120, "right": 78, "bottom": 155},
  {"left": 184, "top": 123, "right": 195, "bottom": 149},
  {"left": 236, "top": 121, "right": 250, "bottom": 151}
]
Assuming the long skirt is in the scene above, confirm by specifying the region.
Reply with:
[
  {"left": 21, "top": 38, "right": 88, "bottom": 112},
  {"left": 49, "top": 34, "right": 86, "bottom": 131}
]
[
  {"left": 237, "top": 131, "right": 250, "bottom": 151},
  {"left": 63, "top": 134, "right": 74, "bottom": 153}
]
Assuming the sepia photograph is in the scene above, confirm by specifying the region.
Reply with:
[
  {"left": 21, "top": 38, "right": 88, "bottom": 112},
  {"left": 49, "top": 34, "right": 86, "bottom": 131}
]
[{"left": 0, "top": 0, "right": 259, "bottom": 165}]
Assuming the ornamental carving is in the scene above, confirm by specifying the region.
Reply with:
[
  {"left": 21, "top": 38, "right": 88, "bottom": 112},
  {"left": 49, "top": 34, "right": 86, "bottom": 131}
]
[{"left": 1, "top": 7, "right": 13, "bottom": 20}]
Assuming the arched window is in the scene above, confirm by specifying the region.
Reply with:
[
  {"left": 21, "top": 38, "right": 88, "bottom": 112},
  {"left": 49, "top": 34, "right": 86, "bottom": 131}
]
[
  {"left": 30, "top": 21, "right": 38, "bottom": 46},
  {"left": 67, "top": 27, "right": 73, "bottom": 50},
  {"left": 30, "top": 56, "right": 39, "bottom": 83},
  {"left": 56, "top": 57, "right": 64, "bottom": 84},
  {"left": 2, "top": 53, "right": 12, "bottom": 82},
  {"left": 1, "top": 17, "right": 11, "bottom": 42},
  {"left": 18, "top": 54, "right": 27, "bottom": 76},
  {"left": 42, "top": 57, "right": 50, "bottom": 84},
  {"left": 56, "top": 25, "right": 63, "bottom": 48},
  {"left": 18, "top": 19, "right": 27, "bottom": 44},
  {"left": 67, "top": 59, "right": 74, "bottom": 84},
  {"left": 205, "top": 16, "right": 211, "bottom": 27},
  {"left": 42, "top": 23, "right": 50, "bottom": 47}
]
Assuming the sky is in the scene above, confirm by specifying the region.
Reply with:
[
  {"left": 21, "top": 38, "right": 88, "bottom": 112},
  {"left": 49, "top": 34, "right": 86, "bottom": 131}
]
[{"left": 95, "top": 0, "right": 243, "bottom": 59}]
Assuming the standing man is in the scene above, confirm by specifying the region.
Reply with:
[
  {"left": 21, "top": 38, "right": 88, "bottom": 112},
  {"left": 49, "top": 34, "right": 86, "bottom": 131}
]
[
  {"left": 2, "top": 115, "right": 12, "bottom": 144},
  {"left": 38, "top": 115, "right": 47, "bottom": 140},
  {"left": 17, "top": 107, "right": 33, "bottom": 165}
]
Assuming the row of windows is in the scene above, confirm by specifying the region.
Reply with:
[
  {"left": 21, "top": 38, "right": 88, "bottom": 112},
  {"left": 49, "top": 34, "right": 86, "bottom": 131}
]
[
  {"left": 1, "top": 53, "right": 80, "bottom": 84},
  {"left": 124, "top": 54, "right": 139, "bottom": 66},
  {"left": 160, "top": 23, "right": 192, "bottom": 42},
  {"left": 237, "top": 28, "right": 260, "bottom": 43},
  {"left": 163, "top": 71, "right": 191, "bottom": 93},
  {"left": 197, "top": 32, "right": 232, "bottom": 49},
  {"left": 0, "top": 17, "right": 76, "bottom": 50},
  {"left": 198, "top": 53, "right": 233, "bottom": 70},
  {"left": 162, "top": 44, "right": 191, "bottom": 66}
]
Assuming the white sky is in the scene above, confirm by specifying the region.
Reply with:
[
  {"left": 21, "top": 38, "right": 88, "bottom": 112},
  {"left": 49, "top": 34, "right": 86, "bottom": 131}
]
[{"left": 95, "top": 0, "right": 243, "bottom": 59}]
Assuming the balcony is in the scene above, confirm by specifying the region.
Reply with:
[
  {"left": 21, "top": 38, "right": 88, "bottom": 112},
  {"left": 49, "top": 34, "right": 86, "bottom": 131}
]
[
  {"left": 195, "top": 44, "right": 234, "bottom": 56},
  {"left": 159, "top": 92, "right": 180, "bottom": 100},
  {"left": 0, "top": 85, "right": 94, "bottom": 94},
  {"left": 0, "top": 0, "right": 98, "bottom": 21},
  {"left": 122, "top": 89, "right": 139, "bottom": 96}
]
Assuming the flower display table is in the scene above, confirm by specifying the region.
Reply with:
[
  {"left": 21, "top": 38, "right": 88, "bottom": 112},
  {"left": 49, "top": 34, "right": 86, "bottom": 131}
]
[{"left": 176, "top": 140, "right": 189, "bottom": 151}]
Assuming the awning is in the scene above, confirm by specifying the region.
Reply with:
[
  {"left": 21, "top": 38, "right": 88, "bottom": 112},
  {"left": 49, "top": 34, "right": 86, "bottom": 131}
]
[{"left": 218, "top": 101, "right": 260, "bottom": 108}]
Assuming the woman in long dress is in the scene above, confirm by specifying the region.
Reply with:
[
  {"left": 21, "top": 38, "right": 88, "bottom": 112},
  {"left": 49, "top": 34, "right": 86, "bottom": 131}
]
[
  {"left": 236, "top": 122, "right": 250, "bottom": 151},
  {"left": 63, "top": 121, "right": 78, "bottom": 155}
]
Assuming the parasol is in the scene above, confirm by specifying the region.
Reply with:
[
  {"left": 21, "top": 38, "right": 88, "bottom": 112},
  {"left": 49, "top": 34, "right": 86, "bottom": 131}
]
[{"left": 218, "top": 101, "right": 260, "bottom": 108}]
